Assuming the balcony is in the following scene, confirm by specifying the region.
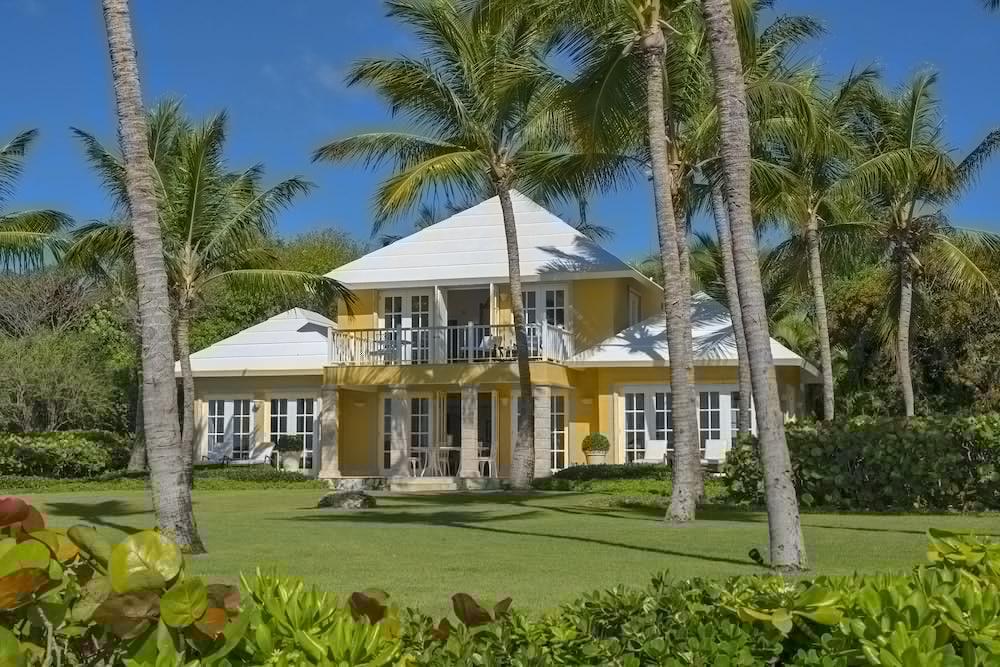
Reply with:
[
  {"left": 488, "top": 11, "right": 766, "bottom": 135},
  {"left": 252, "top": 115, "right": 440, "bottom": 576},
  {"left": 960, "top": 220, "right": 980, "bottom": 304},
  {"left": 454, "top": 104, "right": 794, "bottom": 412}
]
[{"left": 328, "top": 323, "right": 573, "bottom": 366}]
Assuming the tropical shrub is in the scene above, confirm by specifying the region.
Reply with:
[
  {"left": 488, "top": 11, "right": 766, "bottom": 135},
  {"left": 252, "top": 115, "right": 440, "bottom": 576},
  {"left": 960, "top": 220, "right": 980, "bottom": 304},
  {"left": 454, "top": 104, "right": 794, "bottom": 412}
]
[
  {"left": 5, "top": 494, "right": 999, "bottom": 665},
  {"left": 538, "top": 463, "right": 672, "bottom": 482},
  {"left": 0, "top": 431, "right": 131, "bottom": 479},
  {"left": 723, "top": 416, "right": 1000, "bottom": 510}
]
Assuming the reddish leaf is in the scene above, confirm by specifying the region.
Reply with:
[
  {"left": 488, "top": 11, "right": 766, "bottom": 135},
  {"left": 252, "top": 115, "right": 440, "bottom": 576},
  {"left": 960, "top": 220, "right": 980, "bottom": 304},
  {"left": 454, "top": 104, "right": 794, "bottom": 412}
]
[
  {"left": 431, "top": 618, "right": 453, "bottom": 641},
  {"left": 93, "top": 591, "right": 160, "bottom": 639},
  {"left": 205, "top": 584, "right": 240, "bottom": 613},
  {"left": 349, "top": 591, "right": 388, "bottom": 623},
  {"left": 451, "top": 593, "right": 492, "bottom": 628},
  {"left": 194, "top": 607, "right": 227, "bottom": 638},
  {"left": 0, "top": 498, "right": 29, "bottom": 528},
  {"left": 9, "top": 508, "right": 45, "bottom": 535},
  {"left": 0, "top": 569, "right": 48, "bottom": 610},
  {"left": 493, "top": 597, "right": 513, "bottom": 618}
]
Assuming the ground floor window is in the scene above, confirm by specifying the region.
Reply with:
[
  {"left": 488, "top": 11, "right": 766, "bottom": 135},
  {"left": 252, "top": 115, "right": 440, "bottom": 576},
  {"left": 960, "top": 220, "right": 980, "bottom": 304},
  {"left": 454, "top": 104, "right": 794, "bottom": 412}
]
[
  {"left": 232, "top": 399, "right": 253, "bottom": 460},
  {"left": 205, "top": 398, "right": 255, "bottom": 461},
  {"left": 698, "top": 391, "right": 720, "bottom": 457},
  {"left": 550, "top": 394, "right": 567, "bottom": 471},
  {"left": 653, "top": 392, "right": 673, "bottom": 451},
  {"left": 207, "top": 400, "right": 226, "bottom": 453},
  {"left": 410, "top": 397, "right": 431, "bottom": 471},
  {"left": 624, "top": 392, "right": 646, "bottom": 463},
  {"left": 269, "top": 397, "right": 317, "bottom": 469},
  {"left": 382, "top": 398, "right": 393, "bottom": 470}
]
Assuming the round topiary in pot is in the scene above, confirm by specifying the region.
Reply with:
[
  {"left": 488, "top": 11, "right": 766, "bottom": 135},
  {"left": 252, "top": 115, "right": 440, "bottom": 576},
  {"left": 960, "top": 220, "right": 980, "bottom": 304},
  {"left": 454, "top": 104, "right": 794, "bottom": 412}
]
[
  {"left": 582, "top": 432, "right": 610, "bottom": 465},
  {"left": 273, "top": 435, "right": 304, "bottom": 472}
]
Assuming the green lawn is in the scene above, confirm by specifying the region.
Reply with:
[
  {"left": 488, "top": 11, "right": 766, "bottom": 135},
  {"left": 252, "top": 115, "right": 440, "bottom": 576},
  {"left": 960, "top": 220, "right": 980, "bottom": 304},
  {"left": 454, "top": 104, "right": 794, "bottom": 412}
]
[{"left": 22, "top": 490, "right": 999, "bottom": 614}]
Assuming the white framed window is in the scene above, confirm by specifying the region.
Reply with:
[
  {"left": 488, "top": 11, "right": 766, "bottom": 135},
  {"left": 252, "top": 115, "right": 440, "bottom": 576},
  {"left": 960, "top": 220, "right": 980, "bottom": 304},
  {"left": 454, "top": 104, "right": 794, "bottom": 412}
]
[
  {"left": 521, "top": 290, "right": 537, "bottom": 323},
  {"left": 550, "top": 394, "right": 567, "bottom": 471},
  {"left": 411, "top": 294, "right": 431, "bottom": 364},
  {"left": 624, "top": 392, "right": 646, "bottom": 463},
  {"left": 232, "top": 399, "right": 253, "bottom": 460},
  {"left": 628, "top": 290, "right": 641, "bottom": 326},
  {"left": 382, "top": 398, "right": 393, "bottom": 471},
  {"left": 698, "top": 391, "right": 720, "bottom": 457},
  {"left": 730, "top": 391, "right": 741, "bottom": 434},
  {"left": 208, "top": 400, "right": 226, "bottom": 453},
  {"left": 544, "top": 289, "right": 566, "bottom": 327},
  {"left": 410, "top": 397, "right": 431, "bottom": 470},
  {"left": 270, "top": 397, "right": 317, "bottom": 469},
  {"left": 653, "top": 391, "right": 674, "bottom": 451}
]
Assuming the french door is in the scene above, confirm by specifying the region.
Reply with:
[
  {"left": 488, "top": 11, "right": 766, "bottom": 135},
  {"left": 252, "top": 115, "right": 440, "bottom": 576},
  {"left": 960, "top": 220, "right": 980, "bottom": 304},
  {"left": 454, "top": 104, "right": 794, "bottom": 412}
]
[
  {"left": 512, "top": 391, "right": 568, "bottom": 473},
  {"left": 381, "top": 291, "right": 432, "bottom": 364},
  {"left": 269, "top": 397, "right": 318, "bottom": 469},
  {"left": 205, "top": 398, "right": 255, "bottom": 461},
  {"left": 380, "top": 393, "right": 433, "bottom": 474}
]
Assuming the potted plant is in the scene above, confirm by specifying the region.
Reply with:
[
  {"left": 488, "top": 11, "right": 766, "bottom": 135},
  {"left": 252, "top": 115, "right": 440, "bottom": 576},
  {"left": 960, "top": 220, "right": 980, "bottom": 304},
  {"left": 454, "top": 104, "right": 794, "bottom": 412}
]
[
  {"left": 274, "top": 435, "right": 304, "bottom": 472},
  {"left": 582, "top": 433, "right": 610, "bottom": 465}
]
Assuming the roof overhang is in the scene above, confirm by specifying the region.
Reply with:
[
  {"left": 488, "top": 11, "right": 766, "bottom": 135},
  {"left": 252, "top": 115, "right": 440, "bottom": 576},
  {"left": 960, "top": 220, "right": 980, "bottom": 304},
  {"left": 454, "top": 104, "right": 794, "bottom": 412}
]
[{"left": 333, "top": 269, "right": 653, "bottom": 292}]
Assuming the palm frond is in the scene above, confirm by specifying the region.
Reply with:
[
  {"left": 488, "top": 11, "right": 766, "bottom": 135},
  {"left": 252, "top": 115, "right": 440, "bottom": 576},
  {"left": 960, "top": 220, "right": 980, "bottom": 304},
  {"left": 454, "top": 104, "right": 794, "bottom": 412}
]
[
  {"left": 0, "top": 129, "right": 39, "bottom": 202},
  {"left": 372, "top": 149, "right": 488, "bottom": 226},
  {"left": 210, "top": 269, "right": 355, "bottom": 310}
]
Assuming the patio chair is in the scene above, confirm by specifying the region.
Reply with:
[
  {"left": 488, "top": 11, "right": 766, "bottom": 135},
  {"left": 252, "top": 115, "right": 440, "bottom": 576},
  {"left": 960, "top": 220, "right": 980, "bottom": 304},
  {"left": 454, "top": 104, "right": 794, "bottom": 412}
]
[{"left": 477, "top": 440, "right": 497, "bottom": 478}]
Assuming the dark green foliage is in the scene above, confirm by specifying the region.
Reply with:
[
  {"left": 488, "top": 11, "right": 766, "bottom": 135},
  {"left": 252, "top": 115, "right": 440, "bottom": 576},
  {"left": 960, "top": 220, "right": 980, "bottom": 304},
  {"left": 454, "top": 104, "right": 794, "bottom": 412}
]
[
  {"left": 0, "top": 431, "right": 130, "bottom": 478},
  {"left": 581, "top": 432, "right": 610, "bottom": 452},
  {"left": 273, "top": 434, "right": 304, "bottom": 452},
  {"left": 538, "top": 463, "right": 672, "bottom": 482},
  {"left": 1, "top": 463, "right": 328, "bottom": 493},
  {"left": 722, "top": 416, "right": 1000, "bottom": 510}
]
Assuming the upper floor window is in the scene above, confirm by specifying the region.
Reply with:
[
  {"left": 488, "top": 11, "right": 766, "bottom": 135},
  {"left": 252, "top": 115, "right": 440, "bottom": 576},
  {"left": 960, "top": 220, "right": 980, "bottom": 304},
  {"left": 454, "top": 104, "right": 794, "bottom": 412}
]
[
  {"left": 628, "top": 290, "right": 641, "bottom": 326},
  {"left": 522, "top": 286, "right": 566, "bottom": 328}
]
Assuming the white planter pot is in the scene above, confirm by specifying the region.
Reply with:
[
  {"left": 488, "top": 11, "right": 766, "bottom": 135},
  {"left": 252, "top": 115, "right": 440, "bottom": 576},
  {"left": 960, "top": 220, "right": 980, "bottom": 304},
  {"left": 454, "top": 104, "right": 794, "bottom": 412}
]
[
  {"left": 585, "top": 451, "right": 608, "bottom": 465},
  {"left": 280, "top": 452, "right": 300, "bottom": 472}
]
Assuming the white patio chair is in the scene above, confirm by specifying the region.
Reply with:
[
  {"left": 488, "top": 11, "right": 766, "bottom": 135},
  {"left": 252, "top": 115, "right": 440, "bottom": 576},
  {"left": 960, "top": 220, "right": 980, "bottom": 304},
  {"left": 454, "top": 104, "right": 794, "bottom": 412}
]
[{"left": 477, "top": 440, "right": 497, "bottom": 478}]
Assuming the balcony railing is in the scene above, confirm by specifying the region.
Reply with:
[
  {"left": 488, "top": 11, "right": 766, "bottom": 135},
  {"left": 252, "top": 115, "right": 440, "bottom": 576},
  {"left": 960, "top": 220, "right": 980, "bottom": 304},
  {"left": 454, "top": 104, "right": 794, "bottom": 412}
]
[{"left": 328, "top": 323, "right": 573, "bottom": 366}]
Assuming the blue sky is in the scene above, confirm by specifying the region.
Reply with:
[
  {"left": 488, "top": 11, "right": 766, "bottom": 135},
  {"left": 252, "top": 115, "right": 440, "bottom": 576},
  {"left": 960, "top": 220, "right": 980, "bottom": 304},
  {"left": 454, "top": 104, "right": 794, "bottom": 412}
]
[{"left": 2, "top": 0, "right": 998, "bottom": 261}]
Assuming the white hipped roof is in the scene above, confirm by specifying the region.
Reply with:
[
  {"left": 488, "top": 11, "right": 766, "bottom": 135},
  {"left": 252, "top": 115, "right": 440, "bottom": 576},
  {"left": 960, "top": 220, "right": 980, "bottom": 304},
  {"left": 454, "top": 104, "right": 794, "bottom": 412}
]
[
  {"left": 180, "top": 308, "right": 332, "bottom": 377},
  {"left": 326, "top": 191, "right": 650, "bottom": 289},
  {"left": 570, "top": 293, "right": 819, "bottom": 379}
]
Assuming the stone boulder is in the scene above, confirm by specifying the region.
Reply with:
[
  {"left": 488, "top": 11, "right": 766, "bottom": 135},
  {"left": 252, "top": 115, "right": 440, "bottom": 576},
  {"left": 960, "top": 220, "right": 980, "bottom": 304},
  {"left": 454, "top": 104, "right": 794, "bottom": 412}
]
[{"left": 317, "top": 491, "right": 376, "bottom": 510}]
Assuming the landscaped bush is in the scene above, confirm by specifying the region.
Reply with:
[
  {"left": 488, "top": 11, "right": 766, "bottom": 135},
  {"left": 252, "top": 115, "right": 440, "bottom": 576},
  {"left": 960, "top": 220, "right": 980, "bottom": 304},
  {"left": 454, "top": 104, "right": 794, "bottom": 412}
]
[
  {"left": 2, "top": 463, "right": 327, "bottom": 493},
  {"left": 723, "top": 415, "right": 1000, "bottom": 511},
  {"left": 536, "top": 462, "right": 673, "bottom": 483},
  {"left": 0, "top": 430, "right": 131, "bottom": 478},
  {"left": 4, "top": 494, "right": 999, "bottom": 665}
]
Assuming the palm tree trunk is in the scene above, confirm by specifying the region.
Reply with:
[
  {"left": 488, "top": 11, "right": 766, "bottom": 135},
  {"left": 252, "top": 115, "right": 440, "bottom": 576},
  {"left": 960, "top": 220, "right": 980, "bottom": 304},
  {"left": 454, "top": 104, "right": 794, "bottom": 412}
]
[
  {"left": 701, "top": 0, "right": 805, "bottom": 569},
  {"left": 804, "top": 212, "right": 835, "bottom": 420},
  {"left": 101, "top": 0, "right": 205, "bottom": 553},
  {"left": 498, "top": 186, "right": 535, "bottom": 488},
  {"left": 176, "top": 304, "right": 196, "bottom": 480},
  {"left": 897, "top": 257, "right": 915, "bottom": 417},
  {"left": 677, "top": 213, "right": 703, "bottom": 498},
  {"left": 709, "top": 184, "right": 752, "bottom": 434},
  {"left": 641, "top": 28, "right": 700, "bottom": 523},
  {"left": 127, "top": 370, "right": 147, "bottom": 471}
]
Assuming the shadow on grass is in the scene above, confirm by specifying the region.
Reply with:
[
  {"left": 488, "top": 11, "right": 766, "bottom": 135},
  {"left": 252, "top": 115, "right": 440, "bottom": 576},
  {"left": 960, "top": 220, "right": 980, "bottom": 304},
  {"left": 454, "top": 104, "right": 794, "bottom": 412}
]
[
  {"left": 41, "top": 500, "right": 148, "bottom": 536},
  {"left": 283, "top": 508, "right": 755, "bottom": 567}
]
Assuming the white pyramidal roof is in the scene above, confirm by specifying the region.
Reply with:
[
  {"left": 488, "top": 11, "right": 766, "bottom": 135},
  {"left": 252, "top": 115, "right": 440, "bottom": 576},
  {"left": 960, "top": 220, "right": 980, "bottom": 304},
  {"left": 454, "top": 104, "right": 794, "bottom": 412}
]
[
  {"left": 327, "top": 191, "right": 649, "bottom": 289},
  {"left": 570, "top": 293, "right": 819, "bottom": 378},
  {"left": 180, "top": 308, "right": 333, "bottom": 376}
]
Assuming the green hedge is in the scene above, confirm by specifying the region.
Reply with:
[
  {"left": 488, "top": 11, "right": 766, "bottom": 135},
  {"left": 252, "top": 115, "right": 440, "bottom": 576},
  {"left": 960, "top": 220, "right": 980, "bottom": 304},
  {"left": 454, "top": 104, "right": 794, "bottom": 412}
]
[
  {"left": 0, "top": 430, "right": 131, "bottom": 478},
  {"left": 536, "top": 463, "right": 673, "bottom": 483},
  {"left": 3, "top": 463, "right": 328, "bottom": 493},
  {"left": 723, "top": 415, "right": 1000, "bottom": 510}
]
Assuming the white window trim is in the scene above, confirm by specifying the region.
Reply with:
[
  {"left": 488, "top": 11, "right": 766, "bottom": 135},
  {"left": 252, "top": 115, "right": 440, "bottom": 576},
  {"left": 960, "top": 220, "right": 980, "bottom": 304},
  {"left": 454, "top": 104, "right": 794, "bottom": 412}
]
[
  {"left": 520, "top": 283, "right": 570, "bottom": 328},
  {"left": 511, "top": 389, "right": 569, "bottom": 474},
  {"left": 202, "top": 395, "right": 257, "bottom": 464},
  {"left": 269, "top": 393, "right": 320, "bottom": 470},
  {"left": 628, "top": 288, "right": 642, "bottom": 326}
]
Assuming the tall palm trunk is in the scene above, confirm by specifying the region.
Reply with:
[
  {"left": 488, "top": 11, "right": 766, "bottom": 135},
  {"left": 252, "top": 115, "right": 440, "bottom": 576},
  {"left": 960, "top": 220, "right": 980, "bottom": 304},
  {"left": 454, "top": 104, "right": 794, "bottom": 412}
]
[
  {"left": 641, "top": 27, "right": 700, "bottom": 523},
  {"left": 709, "top": 184, "right": 752, "bottom": 434},
  {"left": 701, "top": 0, "right": 805, "bottom": 569},
  {"left": 101, "top": 0, "right": 205, "bottom": 553},
  {"left": 804, "top": 212, "right": 835, "bottom": 420},
  {"left": 127, "top": 371, "right": 147, "bottom": 471},
  {"left": 176, "top": 304, "right": 196, "bottom": 479},
  {"left": 498, "top": 186, "right": 535, "bottom": 488},
  {"left": 897, "top": 256, "right": 915, "bottom": 417}
]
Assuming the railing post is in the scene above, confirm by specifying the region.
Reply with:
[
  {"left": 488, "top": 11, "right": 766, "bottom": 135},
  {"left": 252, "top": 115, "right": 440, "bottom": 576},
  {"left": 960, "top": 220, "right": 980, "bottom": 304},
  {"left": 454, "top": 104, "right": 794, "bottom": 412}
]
[
  {"left": 466, "top": 322, "right": 474, "bottom": 362},
  {"left": 540, "top": 322, "right": 548, "bottom": 361}
]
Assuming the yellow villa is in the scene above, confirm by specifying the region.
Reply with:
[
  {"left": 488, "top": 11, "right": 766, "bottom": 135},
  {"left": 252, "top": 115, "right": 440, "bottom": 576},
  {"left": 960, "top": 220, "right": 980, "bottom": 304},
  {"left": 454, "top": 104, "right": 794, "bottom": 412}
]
[{"left": 184, "top": 192, "right": 818, "bottom": 490}]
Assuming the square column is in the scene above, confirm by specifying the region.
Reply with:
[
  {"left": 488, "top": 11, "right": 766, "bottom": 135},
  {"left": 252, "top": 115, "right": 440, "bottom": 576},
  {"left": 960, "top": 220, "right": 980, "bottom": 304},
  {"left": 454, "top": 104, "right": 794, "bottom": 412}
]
[
  {"left": 319, "top": 384, "right": 340, "bottom": 478},
  {"left": 388, "top": 387, "right": 410, "bottom": 476},
  {"left": 460, "top": 386, "right": 479, "bottom": 477},
  {"left": 533, "top": 385, "right": 552, "bottom": 479}
]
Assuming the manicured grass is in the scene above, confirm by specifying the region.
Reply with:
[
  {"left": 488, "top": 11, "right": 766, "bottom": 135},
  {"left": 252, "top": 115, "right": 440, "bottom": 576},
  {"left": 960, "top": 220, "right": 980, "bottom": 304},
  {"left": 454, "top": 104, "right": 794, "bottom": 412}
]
[{"left": 22, "top": 490, "right": 999, "bottom": 614}]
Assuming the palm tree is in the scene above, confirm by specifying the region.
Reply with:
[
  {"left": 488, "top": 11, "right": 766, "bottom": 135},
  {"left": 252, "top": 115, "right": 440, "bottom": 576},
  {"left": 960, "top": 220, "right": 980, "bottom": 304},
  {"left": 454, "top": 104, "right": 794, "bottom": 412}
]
[
  {"left": 0, "top": 130, "right": 70, "bottom": 269},
  {"left": 848, "top": 72, "right": 1000, "bottom": 417},
  {"left": 69, "top": 102, "right": 350, "bottom": 469},
  {"left": 757, "top": 69, "right": 880, "bottom": 420},
  {"left": 99, "top": 0, "right": 204, "bottom": 553},
  {"left": 700, "top": 0, "right": 806, "bottom": 569},
  {"left": 313, "top": 0, "right": 595, "bottom": 488}
]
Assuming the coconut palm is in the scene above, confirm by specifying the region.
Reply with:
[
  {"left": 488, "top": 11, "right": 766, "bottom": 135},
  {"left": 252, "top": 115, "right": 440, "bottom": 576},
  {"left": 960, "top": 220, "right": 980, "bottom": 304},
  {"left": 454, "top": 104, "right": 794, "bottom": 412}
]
[
  {"left": 99, "top": 0, "right": 204, "bottom": 553},
  {"left": 68, "top": 102, "right": 350, "bottom": 472},
  {"left": 701, "top": 0, "right": 806, "bottom": 569},
  {"left": 847, "top": 72, "right": 1000, "bottom": 417},
  {"left": 0, "top": 130, "right": 70, "bottom": 269},
  {"left": 313, "top": 0, "right": 605, "bottom": 488},
  {"left": 755, "top": 69, "right": 880, "bottom": 420}
]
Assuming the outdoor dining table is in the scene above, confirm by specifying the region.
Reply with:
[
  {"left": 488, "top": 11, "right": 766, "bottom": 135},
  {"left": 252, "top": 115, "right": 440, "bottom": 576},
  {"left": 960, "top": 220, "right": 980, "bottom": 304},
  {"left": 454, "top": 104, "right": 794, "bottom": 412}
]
[{"left": 423, "top": 445, "right": 461, "bottom": 476}]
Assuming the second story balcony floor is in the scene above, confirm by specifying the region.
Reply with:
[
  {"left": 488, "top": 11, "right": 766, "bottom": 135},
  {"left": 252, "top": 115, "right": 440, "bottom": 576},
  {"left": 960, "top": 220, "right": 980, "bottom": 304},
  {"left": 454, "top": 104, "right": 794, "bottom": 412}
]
[{"left": 328, "top": 322, "right": 574, "bottom": 366}]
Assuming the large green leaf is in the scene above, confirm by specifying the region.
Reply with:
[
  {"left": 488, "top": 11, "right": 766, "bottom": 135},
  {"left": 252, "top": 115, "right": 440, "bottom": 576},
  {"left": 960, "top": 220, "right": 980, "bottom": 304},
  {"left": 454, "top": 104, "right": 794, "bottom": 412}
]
[
  {"left": 109, "top": 530, "right": 183, "bottom": 593},
  {"left": 160, "top": 576, "right": 209, "bottom": 627},
  {"left": 0, "top": 541, "right": 50, "bottom": 577},
  {"left": 92, "top": 591, "right": 160, "bottom": 639},
  {"left": 67, "top": 525, "right": 112, "bottom": 568}
]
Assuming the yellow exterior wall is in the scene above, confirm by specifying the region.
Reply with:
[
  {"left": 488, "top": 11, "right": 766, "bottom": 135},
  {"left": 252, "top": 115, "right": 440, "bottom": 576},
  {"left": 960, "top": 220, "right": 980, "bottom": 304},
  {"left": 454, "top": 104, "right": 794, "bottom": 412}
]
[
  {"left": 326, "top": 361, "right": 575, "bottom": 389},
  {"left": 339, "top": 389, "right": 378, "bottom": 476},
  {"left": 339, "top": 290, "right": 379, "bottom": 329}
]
